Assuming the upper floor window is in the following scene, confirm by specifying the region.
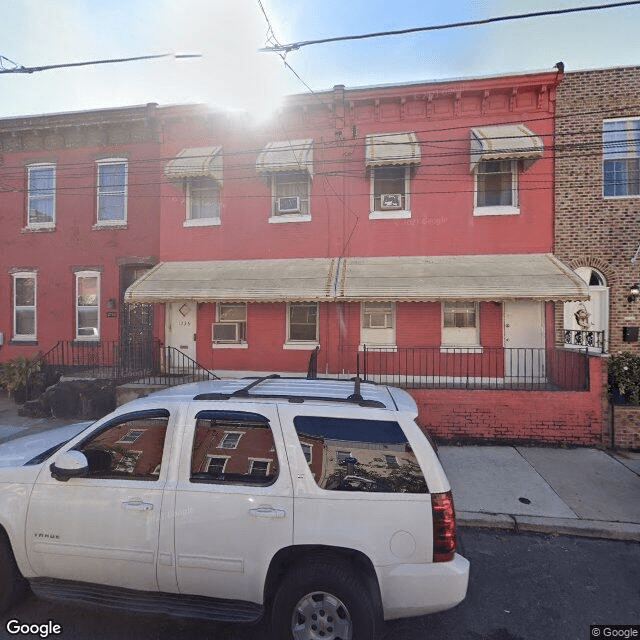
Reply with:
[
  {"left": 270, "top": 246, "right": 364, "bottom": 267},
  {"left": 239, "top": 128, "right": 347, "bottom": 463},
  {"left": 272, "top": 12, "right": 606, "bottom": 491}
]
[
  {"left": 365, "top": 132, "right": 420, "bottom": 220},
  {"left": 603, "top": 119, "right": 640, "bottom": 197},
  {"left": 97, "top": 160, "right": 127, "bottom": 224},
  {"left": 13, "top": 272, "right": 36, "bottom": 340},
  {"left": 187, "top": 178, "right": 220, "bottom": 225},
  {"left": 27, "top": 164, "right": 55, "bottom": 228},
  {"left": 475, "top": 160, "right": 518, "bottom": 213},
  {"left": 76, "top": 271, "right": 100, "bottom": 341},
  {"left": 256, "top": 139, "right": 313, "bottom": 223}
]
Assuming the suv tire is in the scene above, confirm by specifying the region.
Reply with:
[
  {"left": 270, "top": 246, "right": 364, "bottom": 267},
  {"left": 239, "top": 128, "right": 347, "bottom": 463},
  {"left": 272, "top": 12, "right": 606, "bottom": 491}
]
[
  {"left": 270, "top": 560, "right": 383, "bottom": 640},
  {"left": 0, "top": 532, "right": 28, "bottom": 615}
]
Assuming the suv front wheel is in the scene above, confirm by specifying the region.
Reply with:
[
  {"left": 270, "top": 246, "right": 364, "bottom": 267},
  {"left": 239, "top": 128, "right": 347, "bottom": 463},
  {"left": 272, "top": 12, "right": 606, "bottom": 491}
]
[{"left": 270, "top": 560, "right": 383, "bottom": 640}]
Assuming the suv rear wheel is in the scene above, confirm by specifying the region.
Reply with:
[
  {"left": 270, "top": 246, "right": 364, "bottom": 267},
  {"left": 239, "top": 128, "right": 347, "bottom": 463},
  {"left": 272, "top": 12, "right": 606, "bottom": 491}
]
[
  {"left": 0, "top": 532, "right": 28, "bottom": 615},
  {"left": 270, "top": 560, "right": 383, "bottom": 640}
]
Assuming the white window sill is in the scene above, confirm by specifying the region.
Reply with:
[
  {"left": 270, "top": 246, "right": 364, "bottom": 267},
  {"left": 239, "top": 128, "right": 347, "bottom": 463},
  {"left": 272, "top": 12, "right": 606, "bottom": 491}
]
[
  {"left": 473, "top": 206, "right": 520, "bottom": 217},
  {"left": 283, "top": 341, "right": 319, "bottom": 350},
  {"left": 92, "top": 222, "right": 127, "bottom": 230},
  {"left": 23, "top": 224, "right": 55, "bottom": 232},
  {"left": 369, "top": 210, "right": 411, "bottom": 220},
  {"left": 269, "top": 214, "right": 312, "bottom": 224},
  {"left": 603, "top": 194, "right": 640, "bottom": 199},
  {"left": 359, "top": 344, "right": 398, "bottom": 352},
  {"left": 75, "top": 337, "right": 100, "bottom": 342},
  {"left": 212, "top": 342, "right": 248, "bottom": 349},
  {"left": 440, "top": 345, "right": 483, "bottom": 354},
  {"left": 184, "top": 218, "right": 221, "bottom": 228}
]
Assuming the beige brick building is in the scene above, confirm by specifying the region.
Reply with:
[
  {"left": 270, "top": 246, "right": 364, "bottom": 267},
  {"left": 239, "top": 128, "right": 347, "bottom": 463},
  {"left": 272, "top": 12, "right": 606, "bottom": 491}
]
[{"left": 555, "top": 66, "right": 640, "bottom": 355}]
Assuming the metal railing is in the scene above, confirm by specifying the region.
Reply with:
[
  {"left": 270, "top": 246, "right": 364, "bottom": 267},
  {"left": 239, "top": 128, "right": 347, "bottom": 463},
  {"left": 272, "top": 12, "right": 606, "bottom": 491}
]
[
  {"left": 564, "top": 329, "right": 606, "bottom": 352},
  {"left": 359, "top": 345, "right": 590, "bottom": 391}
]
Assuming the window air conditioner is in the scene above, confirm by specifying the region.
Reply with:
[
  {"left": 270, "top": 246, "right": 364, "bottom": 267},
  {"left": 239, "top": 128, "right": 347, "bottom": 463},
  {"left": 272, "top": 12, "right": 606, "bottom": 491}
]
[
  {"left": 380, "top": 193, "right": 403, "bottom": 210},
  {"left": 277, "top": 196, "right": 301, "bottom": 213},
  {"left": 213, "top": 323, "right": 240, "bottom": 343}
]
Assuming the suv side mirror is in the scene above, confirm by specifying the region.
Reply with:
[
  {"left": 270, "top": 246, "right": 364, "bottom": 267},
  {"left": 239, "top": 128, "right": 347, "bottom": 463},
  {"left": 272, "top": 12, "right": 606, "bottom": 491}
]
[{"left": 50, "top": 451, "right": 89, "bottom": 482}]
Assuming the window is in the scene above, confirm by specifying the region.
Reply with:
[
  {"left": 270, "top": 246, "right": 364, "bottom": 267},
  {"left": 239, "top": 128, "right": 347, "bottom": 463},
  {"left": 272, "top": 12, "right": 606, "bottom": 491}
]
[
  {"left": 442, "top": 301, "right": 480, "bottom": 348},
  {"left": 13, "top": 273, "right": 36, "bottom": 340},
  {"left": 190, "top": 411, "right": 279, "bottom": 486},
  {"left": 77, "top": 410, "right": 169, "bottom": 480},
  {"left": 370, "top": 166, "right": 410, "bottom": 217},
  {"left": 385, "top": 455, "right": 399, "bottom": 468},
  {"left": 603, "top": 119, "right": 640, "bottom": 197},
  {"left": 76, "top": 271, "right": 100, "bottom": 341},
  {"left": 474, "top": 160, "right": 518, "bottom": 215},
  {"left": 287, "top": 302, "right": 318, "bottom": 344},
  {"left": 97, "top": 160, "right": 127, "bottom": 224},
  {"left": 117, "top": 429, "right": 146, "bottom": 444},
  {"left": 300, "top": 442, "right": 312, "bottom": 463},
  {"left": 185, "top": 178, "right": 221, "bottom": 225},
  {"left": 271, "top": 172, "right": 310, "bottom": 219},
  {"left": 361, "top": 302, "right": 396, "bottom": 348},
  {"left": 213, "top": 303, "right": 247, "bottom": 344},
  {"left": 219, "top": 432, "right": 243, "bottom": 449},
  {"left": 336, "top": 450, "right": 352, "bottom": 464},
  {"left": 27, "top": 164, "right": 55, "bottom": 228}
]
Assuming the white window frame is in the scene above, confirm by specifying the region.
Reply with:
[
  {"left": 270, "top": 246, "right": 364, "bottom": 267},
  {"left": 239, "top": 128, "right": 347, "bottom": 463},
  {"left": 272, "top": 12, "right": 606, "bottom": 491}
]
[
  {"left": 117, "top": 429, "right": 146, "bottom": 444},
  {"left": 212, "top": 303, "right": 247, "bottom": 348},
  {"left": 603, "top": 117, "right": 640, "bottom": 198},
  {"left": 205, "top": 455, "right": 230, "bottom": 474},
  {"left": 27, "top": 164, "right": 56, "bottom": 229},
  {"left": 184, "top": 177, "right": 221, "bottom": 227},
  {"left": 114, "top": 450, "right": 142, "bottom": 474},
  {"left": 96, "top": 159, "right": 128, "bottom": 226},
  {"left": 285, "top": 302, "right": 319, "bottom": 349},
  {"left": 369, "top": 166, "right": 412, "bottom": 219},
  {"left": 13, "top": 272, "right": 37, "bottom": 341},
  {"left": 269, "top": 172, "right": 311, "bottom": 224},
  {"left": 473, "top": 159, "right": 519, "bottom": 216},
  {"left": 75, "top": 270, "right": 100, "bottom": 341},
  {"left": 360, "top": 302, "right": 396, "bottom": 349},
  {"left": 441, "top": 301, "right": 481, "bottom": 350},
  {"left": 248, "top": 458, "right": 272, "bottom": 476},
  {"left": 300, "top": 443, "right": 312, "bottom": 463},
  {"left": 218, "top": 431, "right": 243, "bottom": 449}
]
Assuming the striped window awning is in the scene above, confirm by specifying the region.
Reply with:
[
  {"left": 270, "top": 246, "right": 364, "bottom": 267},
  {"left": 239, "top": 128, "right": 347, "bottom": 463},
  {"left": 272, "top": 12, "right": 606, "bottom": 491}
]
[
  {"left": 470, "top": 124, "right": 543, "bottom": 172},
  {"left": 164, "top": 147, "right": 223, "bottom": 185},
  {"left": 256, "top": 139, "right": 314, "bottom": 176},
  {"left": 365, "top": 132, "right": 421, "bottom": 168}
]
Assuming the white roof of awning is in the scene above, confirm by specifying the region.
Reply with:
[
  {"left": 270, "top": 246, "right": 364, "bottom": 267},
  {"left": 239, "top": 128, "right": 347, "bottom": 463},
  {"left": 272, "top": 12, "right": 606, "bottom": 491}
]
[
  {"left": 470, "top": 124, "right": 543, "bottom": 172},
  {"left": 164, "top": 147, "right": 223, "bottom": 185},
  {"left": 365, "top": 132, "right": 421, "bottom": 167},
  {"left": 337, "top": 254, "right": 588, "bottom": 302},
  {"left": 124, "top": 258, "right": 337, "bottom": 303},
  {"left": 256, "top": 139, "right": 314, "bottom": 176}
]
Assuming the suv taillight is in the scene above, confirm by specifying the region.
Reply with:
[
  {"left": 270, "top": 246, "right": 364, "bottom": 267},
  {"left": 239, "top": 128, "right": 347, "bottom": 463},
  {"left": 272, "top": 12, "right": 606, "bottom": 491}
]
[{"left": 431, "top": 491, "right": 457, "bottom": 562}]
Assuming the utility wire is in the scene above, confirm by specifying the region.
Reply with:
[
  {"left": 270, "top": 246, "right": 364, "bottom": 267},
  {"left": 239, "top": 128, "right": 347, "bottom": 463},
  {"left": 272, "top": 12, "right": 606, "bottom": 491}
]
[
  {"left": 260, "top": 1, "right": 640, "bottom": 53},
  {"left": 0, "top": 52, "right": 201, "bottom": 75}
]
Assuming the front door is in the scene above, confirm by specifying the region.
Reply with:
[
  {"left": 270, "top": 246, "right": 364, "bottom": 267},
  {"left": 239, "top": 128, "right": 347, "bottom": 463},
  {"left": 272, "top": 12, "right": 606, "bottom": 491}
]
[
  {"left": 166, "top": 302, "right": 197, "bottom": 367},
  {"left": 503, "top": 301, "right": 545, "bottom": 382}
]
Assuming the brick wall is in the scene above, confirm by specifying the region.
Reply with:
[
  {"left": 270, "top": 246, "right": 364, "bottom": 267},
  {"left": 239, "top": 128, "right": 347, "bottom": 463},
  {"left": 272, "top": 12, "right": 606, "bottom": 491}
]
[
  {"left": 612, "top": 406, "right": 640, "bottom": 450},
  {"left": 555, "top": 66, "right": 640, "bottom": 355}
]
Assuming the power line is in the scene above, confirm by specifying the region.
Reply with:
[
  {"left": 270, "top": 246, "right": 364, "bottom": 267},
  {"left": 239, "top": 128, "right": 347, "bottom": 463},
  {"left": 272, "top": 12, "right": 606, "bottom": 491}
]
[{"left": 260, "top": 1, "right": 640, "bottom": 53}]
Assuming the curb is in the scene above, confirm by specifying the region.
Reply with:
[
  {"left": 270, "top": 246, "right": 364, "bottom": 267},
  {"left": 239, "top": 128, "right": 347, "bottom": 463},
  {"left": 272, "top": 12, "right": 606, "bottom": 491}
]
[{"left": 457, "top": 510, "right": 640, "bottom": 542}]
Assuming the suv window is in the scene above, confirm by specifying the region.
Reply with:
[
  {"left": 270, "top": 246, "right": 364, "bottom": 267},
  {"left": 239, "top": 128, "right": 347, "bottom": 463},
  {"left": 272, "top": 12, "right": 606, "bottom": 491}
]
[
  {"left": 76, "top": 410, "right": 169, "bottom": 480},
  {"left": 293, "top": 416, "right": 428, "bottom": 493},
  {"left": 190, "top": 410, "right": 279, "bottom": 486}
]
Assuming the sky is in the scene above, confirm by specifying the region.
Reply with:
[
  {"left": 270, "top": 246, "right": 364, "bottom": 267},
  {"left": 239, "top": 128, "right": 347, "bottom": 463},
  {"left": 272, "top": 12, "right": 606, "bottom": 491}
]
[{"left": 0, "top": 0, "right": 639, "bottom": 121}]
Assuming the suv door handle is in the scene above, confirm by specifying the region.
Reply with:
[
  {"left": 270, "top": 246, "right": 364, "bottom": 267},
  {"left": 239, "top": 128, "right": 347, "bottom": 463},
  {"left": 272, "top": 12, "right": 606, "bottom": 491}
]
[
  {"left": 122, "top": 500, "right": 154, "bottom": 512},
  {"left": 249, "top": 506, "right": 286, "bottom": 519}
]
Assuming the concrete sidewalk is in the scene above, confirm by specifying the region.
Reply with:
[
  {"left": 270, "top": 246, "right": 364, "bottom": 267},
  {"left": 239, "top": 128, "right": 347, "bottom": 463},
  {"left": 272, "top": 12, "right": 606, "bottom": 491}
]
[{"left": 1, "top": 391, "right": 639, "bottom": 541}]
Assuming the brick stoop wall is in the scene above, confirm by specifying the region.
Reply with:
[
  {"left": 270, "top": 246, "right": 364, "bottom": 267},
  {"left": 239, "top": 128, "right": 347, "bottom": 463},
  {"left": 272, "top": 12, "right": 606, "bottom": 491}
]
[
  {"left": 612, "top": 406, "right": 640, "bottom": 450},
  {"left": 412, "top": 356, "right": 608, "bottom": 445}
]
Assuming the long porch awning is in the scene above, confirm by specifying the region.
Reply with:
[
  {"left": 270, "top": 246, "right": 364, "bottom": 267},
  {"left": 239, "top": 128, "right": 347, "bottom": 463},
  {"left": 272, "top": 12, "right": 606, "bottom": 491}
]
[
  {"left": 336, "top": 254, "right": 588, "bottom": 302},
  {"left": 124, "top": 258, "right": 337, "bottom": 303},
  {"left": 365, "top": 132, "right": 421, "bottom": 167},
  {"left": 164, "top": 146, "right": 223, "bottom": 185},
  {"left": 125, "top": 254, "right": 587, "bottom": 304},
  {"left": 470, "top": 124, "right": 543, "bottom": 172},
  {"left": 255, "top": 139, "right": 314, "bottom": 176}
]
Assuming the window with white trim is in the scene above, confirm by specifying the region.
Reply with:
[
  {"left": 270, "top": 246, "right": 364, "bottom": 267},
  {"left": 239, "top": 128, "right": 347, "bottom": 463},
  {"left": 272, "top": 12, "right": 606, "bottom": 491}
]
[
  {"left": 27, "top": 164, "right": 56, "bottom": 228},
  {"left": 219, "top": 431, "right": 243, "bottom": 449},
  {"left": 474, "top": 160, "right": 519, "bottom": 215},
  {"left": 186, "top": 178, "right": 221, "bottom": 225},
  {"left": 117, "top": 429, "right": 146, "bottom": 444},
  {"left": 213, "top": 303, "right": 247, "bottom": 344},
  {"left": 361, "top": 302, "right": 396, "bottom": 347},
  {"left": 370, "top": 166, "right": 410, "bottom": 217},
  {"left": 76, "top": 271, "right": 100, "bottom": 341},
  {"left": 603, "top": 118, "right": 640, "bottom": 197},
  {"left": 13, "top": 272, "right": 36, "bottom": 340},
  {"left": 206, "top": 456, "right": 229, "bottom": 475},
  {"left": 300, "top": 443, "right": 312, "bottom": 463},
  {"left": 248, "top": 459, "right": 271, "bottom": 476},
  {"left": 287, "top": 302, "right": 318, "bottom": 343},
  {"left": 271, "top": 172, "right": 310, "bottom": 219},
  {"left": 97, "top": 160, "right": 127, "bottom": 224},
  {"left": 442, "top": 301, "right": 479, "bottom": 347}
]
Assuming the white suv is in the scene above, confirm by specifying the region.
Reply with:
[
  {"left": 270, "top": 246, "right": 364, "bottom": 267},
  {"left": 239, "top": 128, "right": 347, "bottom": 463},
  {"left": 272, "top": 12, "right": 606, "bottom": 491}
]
[{"left": 0, "top": 376, "right": 469, "bottom": 639}]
